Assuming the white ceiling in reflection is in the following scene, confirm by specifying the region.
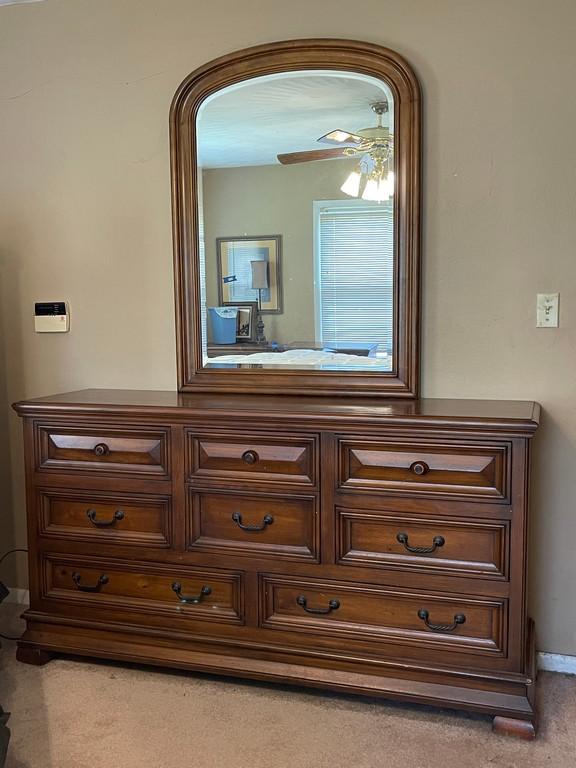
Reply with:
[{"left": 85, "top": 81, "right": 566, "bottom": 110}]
[{"left": 197, "top": 72, "right": 393, "bottom": 168}]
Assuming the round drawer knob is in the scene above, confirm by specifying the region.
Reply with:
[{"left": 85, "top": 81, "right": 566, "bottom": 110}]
[
  {"left": 93, "top": 443, "right": 110, "bottom": 457},
  {"left": 410, "top": 461, "right": 429, "bottom": 476},
  {"left": 241, "top": 450, "right": 259, "bottom": 465}
]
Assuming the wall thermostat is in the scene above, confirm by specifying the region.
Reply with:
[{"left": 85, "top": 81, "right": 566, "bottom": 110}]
[{"left": 34, "top": 302, "right": 70, "bottom": 333}]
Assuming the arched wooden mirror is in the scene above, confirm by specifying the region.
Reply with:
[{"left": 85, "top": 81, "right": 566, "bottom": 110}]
[{"left": 171, "top": 39, "right": 421, "bottom": 397}]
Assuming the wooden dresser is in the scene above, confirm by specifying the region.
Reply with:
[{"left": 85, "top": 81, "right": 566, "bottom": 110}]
[{"left": 13, "top": 390, "right": 540, "bottom": 737}]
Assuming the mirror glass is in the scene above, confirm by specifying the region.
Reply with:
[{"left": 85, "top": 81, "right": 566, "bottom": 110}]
[{"left": 197, "top": 71, "right": 395, "bottom": 372}]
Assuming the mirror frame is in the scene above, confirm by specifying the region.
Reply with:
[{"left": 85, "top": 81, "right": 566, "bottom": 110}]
[{"left": 170, "top": 39, "right": 421, "bottom": 398}]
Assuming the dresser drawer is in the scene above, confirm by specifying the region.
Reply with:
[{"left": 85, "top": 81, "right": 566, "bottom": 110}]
[
  {"left": 36, "top": 424, "right": 170, "bottom": 478},
  {"left": 38, "top": 489, "right": 172, "bottom": 548},
  {"left": 187, "top": 490, "right": 319, "bottom": 562},
  {"left": 187, "top": 431, "right": 316, "bottom": 486},
  {"left": 338, "top": 439, "right": 508, "bottom": 499},
  {"left": 43, "top": 555, "right": 243, "bottom": 627},
  {"left": 261, "top": 575, "right": 506, "bottom": 656},
  {"left": 336, "top": 508, "right": 509, "bottom": 579}
]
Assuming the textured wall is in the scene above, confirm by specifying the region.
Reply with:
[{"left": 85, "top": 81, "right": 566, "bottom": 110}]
[{"left": 0, "top": 0, "right": 575, "bottom": 654}]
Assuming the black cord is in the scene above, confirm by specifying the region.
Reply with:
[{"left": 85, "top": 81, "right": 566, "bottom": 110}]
[
  {"left": 0, "top": 549, "right": 28, "bottom": 567},
  {"left": 0, "top": 549, "right": 29, "bottom": 641}
]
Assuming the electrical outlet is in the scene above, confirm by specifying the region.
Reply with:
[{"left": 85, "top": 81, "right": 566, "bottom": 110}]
[{"left": 536, "top": 293, "right": 559, "bottom": 328}]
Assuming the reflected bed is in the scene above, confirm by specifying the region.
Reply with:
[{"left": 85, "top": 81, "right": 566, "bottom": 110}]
[{"left": 205, "top": 348, "right": 392, "bottom": 370}]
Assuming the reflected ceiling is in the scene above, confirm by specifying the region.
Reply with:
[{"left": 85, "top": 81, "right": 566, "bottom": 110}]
[{"left": 197, "top": 72, "right": 393, "bottom": 168}]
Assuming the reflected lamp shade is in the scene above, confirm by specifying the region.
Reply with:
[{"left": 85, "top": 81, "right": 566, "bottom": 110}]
[
  {"left": 250, "top": 260, "right": 269, "bottom": 290},
  {"left": 340, "top": 171, "right": 361, "bottom": 197}
]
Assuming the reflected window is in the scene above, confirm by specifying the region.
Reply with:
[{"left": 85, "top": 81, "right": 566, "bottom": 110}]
[{"left": 314, "top": 200, "right": 394, "bottom": 355}]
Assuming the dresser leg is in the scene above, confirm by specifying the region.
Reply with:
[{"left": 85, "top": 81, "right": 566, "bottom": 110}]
[
  {"left": 16, "top": 645, "right": 52, "bottom": 666},
  {"left": 492, "top": 716, "right": 536, "bottom": 740}
]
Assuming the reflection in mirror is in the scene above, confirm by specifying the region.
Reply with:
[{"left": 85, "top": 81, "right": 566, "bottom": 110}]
[{"left": 196, "top": 71, "right": 395, "bottom": 372}]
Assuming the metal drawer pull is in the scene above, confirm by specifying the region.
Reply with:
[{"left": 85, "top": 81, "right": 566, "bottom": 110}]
[
  {"left": 86, "top": 509, "right": 125, "bottom": 527},
  {"left": 72, "top": 572, "right": 109, "bottom": 593},
  {"left": 171, "top": 583, "right": 211, "bottom": 605},
  {"left": 232, "top": 512, "right": 273, "bottom": 532},
  {"left": 410, "top": 461, "right": 429, "bottom": 476},
  {"left": 93, "top": 443, "right": 110, "bottom": 457},
  {"left": 241, "top": 450, "right": 259, "bottom": 465},
  {"left": 417, "top": 608, "right": 466, "bottom": 632},
  {"left": 396, "top": 532, "right": 445, "bottom": 554},
  {"left": 296, "top": 595, "right": 340, "bottom": 615}
]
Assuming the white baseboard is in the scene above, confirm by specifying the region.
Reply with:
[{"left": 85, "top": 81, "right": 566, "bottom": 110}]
[
  {"left": 538, "top": 652, "right": 576, "bottom": 674},
  {"left": 2, "top": 587, "right": 575, "bottom": 675}
]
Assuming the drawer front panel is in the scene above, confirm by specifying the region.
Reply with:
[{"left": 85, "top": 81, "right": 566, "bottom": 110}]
[
  {"left": 37, "top": 425, "right": 170, "bottom": 478},
  {"left": 338, "top": 439, "right": 508, "bottom": 499},
  {"left": 43, "top": 555, "right": 243, "bottom": 626},
  {"left": 38, "top": 489, "right": 171, "bottom": 548},
  {"left": 337, "top": 508, "right": 509, "bottom": 579},
  {"left": 187, "top": 431, "right": 316, "bottom": 486},
  {"left": 261, "top": 575, "right": 506, "bottom": 655},
  {"left": 188, "top": 490, "right": 319, "bottom": 561}
]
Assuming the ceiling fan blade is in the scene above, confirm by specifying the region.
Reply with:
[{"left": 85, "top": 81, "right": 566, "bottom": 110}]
[
  {"left": 317, "top": 130, "right": 364, "bottom": 146},
  {"left": 277, "top": 148, "right": 351, "bottom": 165}
]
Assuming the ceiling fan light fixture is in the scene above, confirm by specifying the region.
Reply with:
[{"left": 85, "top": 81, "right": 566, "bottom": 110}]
[
  {"left": 376, "top": 179, "right": 391, "bottom": 202},
  {"left": 375, "top": 172, "right": 394, "bottom": 201},
  {"left": 361, "top": 177, "right": 380, "bottom": 202},
  {"left": 360, "top": 170, "right": 394, "bottom": 202},
  {"left": 383, "top": 171, "right": 395, "bottom": 198},
  {"left": 340, "top": 171, "right": 361, "bottom": 197},
  {"left": 342, "top": 161, "right": 394, "bottom": 201}
]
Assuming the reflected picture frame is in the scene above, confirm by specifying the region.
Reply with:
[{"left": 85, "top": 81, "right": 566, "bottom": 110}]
[
  {"left": 217, "top": 235, "right": 283, "bottom": 314},
  {"left": 223, "top": 301, "right": 258, "bottom": 342}
]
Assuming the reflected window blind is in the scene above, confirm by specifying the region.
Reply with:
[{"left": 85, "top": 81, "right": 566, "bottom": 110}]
[{"left": 316, "top": 202, "right": 394, "bottom": 349}]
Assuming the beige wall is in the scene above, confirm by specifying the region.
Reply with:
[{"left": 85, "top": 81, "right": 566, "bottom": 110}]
[
  {"left": 0, "top": 0, "right": 575, "bottom": 655},
  {"left": 203, "top": 160, "right": 356, "bottom": 343}
]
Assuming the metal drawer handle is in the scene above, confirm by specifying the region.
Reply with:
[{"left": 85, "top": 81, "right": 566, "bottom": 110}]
[
  {"left": 417, "top": 608, "right": 466, "bottom": 633},
  {"left": 296, "top": 595, "right": 340, "bottom": 615},
  {"left": 241, "top": 450, "right": 259, "bottom": 465},
  {"left": 171, "top": 583, "right": 211, "bottom": 605},
  {"left": 232, "top": 512, "right": 273, "bottom": 532},
  {"left": 86, "top": 509, "right": 125, "bottom": 527},
  {"left": 410, "top": 461, "right": 429, "bottom": 476},
  {"left": 72, "top": 572, "right": 109, "bottom": 593},
  {"left": 93, "top": 443, "right": 110, "bottom": 457},
  {"left": 396, "top": 532, "right": 445, "bottom": 554}
]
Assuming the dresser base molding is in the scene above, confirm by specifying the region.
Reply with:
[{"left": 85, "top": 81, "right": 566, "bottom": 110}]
[{"left": 16, "top": 619, "right": 537, "bottom": 730}]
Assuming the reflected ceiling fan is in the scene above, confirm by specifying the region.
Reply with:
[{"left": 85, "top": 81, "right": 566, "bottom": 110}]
[{"left": 277, "top": 101, "right": 394, "bottom": 201}]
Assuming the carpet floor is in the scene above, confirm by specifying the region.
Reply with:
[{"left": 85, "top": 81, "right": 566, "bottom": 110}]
[{"left": 1, "top": 604, "right": 574, "bottom": 768}]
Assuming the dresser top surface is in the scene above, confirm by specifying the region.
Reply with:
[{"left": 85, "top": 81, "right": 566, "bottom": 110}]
[{"left": 13, "top": 389, "right": 540, "bottom": 431}]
